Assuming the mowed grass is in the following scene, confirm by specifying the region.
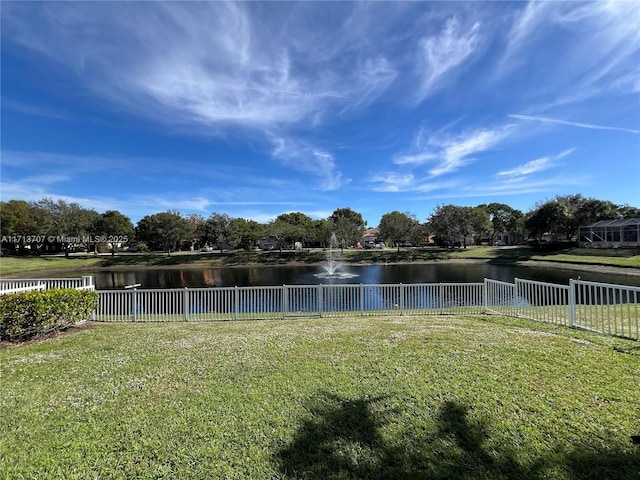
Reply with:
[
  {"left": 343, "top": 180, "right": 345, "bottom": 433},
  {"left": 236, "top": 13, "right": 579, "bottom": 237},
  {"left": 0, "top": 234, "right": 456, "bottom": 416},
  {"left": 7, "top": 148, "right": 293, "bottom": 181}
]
[
  {"left": 448, "top": 246, "right": 640, "bottom": 268},
  {"left": 2, "top": 246, "right": 639, "bottom": 276},
  {"left": 1, "top": 316, "right": 639, "bottom": 479}
]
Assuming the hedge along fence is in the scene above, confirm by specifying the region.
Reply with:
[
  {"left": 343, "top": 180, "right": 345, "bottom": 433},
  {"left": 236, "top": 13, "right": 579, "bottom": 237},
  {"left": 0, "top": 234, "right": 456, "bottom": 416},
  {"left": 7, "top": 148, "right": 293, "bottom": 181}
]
[{"left": 0, "top": 289, "right": 99, "bottom": 341}]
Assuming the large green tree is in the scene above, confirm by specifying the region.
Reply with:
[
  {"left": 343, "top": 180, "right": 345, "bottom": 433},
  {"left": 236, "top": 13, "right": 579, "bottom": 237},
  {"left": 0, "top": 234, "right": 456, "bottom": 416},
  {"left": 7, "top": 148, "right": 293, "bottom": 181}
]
[
  {"left": 136, "top": 211, "right": 191, "bottom": 255},
  {"left": 229, "top": 217, "right": 263, "bottom": 250},
  {"left": 328, "top": 208, "right": 366, "bottom": 251},
  {"left": 467, "top": 206, "right": 492, "bottom": 244},
  {"left": 95, "top": 210, "right": 135, "bottom": 255},
  {"left": 617, "top": 205, "right": 640, "bottom": 218},
  {"left": 480, "top": 203, "right": 517, "bottom": 245},
  {"left": 275, "top": 212, "right": 314, "bottom": 248},
  {"left": 36, "top": 198, "right": 100, "bottom": 256},
  {"left": 0, "top": 200, "right": 41, "bottom": 254},
  {"left": 427, "top": 204, "right": 471, "bottom": 249},
  {"left": 525, "top": 201, "right": 567, "bottom": 243},
  {"left": 524, "top": 194, "right": 618, "bottom": 243},
  {"left": 205, "top": 213, "right": 233, "bottom": 252},
  {"left": 575, "top": 199, "right": 619, "bottom": 227},
  {"left": 378, "top": 211, "right": 421, "bottom": 252},
  {"left": 185, "top": 214, "right": 207, "bottom": 249},
  {"left": 310, "top": 219, "right": 332, "bottom": 248}
]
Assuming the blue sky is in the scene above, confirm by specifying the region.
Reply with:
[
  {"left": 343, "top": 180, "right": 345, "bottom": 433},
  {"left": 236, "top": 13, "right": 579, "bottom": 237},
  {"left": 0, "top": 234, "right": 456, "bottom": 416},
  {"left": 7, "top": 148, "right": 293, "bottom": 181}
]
[{"left": 1, "top": 1, "right": 639, "bottom": 227}]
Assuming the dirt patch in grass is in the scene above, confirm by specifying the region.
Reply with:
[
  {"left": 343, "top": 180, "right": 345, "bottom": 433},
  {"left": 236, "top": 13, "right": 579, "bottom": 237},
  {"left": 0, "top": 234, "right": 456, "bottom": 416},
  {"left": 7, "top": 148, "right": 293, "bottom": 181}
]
[{"left": 0, "top": 321, "right": 97, "bottom": 350}]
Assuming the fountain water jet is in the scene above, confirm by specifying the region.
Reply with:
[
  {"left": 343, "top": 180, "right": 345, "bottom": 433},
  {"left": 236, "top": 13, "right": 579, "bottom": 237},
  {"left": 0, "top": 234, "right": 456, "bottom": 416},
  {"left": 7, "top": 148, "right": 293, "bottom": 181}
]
[{"left": 314, "top": 233, "right": 359, "bottom": 280}]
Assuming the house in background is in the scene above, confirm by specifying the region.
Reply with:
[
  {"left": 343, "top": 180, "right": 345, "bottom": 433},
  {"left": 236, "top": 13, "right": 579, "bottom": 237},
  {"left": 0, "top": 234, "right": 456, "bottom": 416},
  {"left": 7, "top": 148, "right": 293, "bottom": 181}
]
[
  {"left": 362, "top": 228, "right": 379, "bottom": 248},
  {"left": 578, "top": 218, "right": 640, "bottom": 248}
]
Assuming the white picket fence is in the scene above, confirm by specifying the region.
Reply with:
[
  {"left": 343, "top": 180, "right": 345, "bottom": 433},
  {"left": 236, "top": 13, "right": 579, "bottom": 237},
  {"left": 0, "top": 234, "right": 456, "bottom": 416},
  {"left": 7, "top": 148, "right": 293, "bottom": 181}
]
[
  {"left": 90, "top": 278, "right": 640, "bottom": 341},
  {"left": 572, "top": 279, "right": 639, "bottom": 339},
  {"left": 0, "top": 276, "right": 95, "bottom": 294},
  {"left": 484, "top": 278, "right": 639, "bottom": 340},
  {"left": 96, "top": 282, "right": 487, "bottom": 323},
  {"left": 2, "top": 275, "right": 637, "bottom": 340},
  {"left": 0, "top": 283, "right": 47, "bottom": 294}
]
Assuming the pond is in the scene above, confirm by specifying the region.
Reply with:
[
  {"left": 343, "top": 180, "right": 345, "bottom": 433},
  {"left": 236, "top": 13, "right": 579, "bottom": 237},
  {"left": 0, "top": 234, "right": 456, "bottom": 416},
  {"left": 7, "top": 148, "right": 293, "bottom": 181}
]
[{"left": 86, "top": 262, "right": 640, "bottom": 289}]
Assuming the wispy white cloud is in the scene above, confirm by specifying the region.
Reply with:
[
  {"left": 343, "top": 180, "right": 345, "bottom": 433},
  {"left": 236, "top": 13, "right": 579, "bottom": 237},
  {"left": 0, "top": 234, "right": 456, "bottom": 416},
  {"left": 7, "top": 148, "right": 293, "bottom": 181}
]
[
  {"left": 1, "top": 98, "right": 73, "bottom": 121},
  {"left": 498, "top": 1, "right": 640, "bottom": 105},
  {"left": 1, "top": 2, "right": 401, "bottom": 133},
  {"left": 128, "top": 195, "right": 213, "bottom": 213},
  {"left": 497, "top": 147, "right": 575, "bottom": 180},
  {"left": 393, "top": 152, "right": 439, "bottom": 166},
  {"left": 497, "top": 1, "right": 552, "bottom": 77},
  {"left": 368, "top": 172, "right": 416, "bottom": 192},
  {"left": 410, "top": 172, "right": 591, "bottom": 203},
  {"left": 367, "top": 170, "right": 457, "bottom": 194},
  {"left": 342, "top": 56, "right": 397, "bottom": 112},
  {"left": 429, "top": 127, "right": 512, "bottom": 177},
  {"left": 394, "top": 125, "right": 514, "bottom": 177},
  {"left": 0, "top": 178, "right": 118, "bottom": 213},
  {"left": 413, "top": 17, "right": 482, "bottom": 103},
  {"left": 509, "top": 114, "right": 640, "bottom": 134},
  {"left": 269, "top": 136, "right": 350, "bottom": 191},
  {"left": 497, "top": 157, "right": 552, "bottom": 179},
  {"left": 0, "top": 150, "right": 130, "bottom": 170}
]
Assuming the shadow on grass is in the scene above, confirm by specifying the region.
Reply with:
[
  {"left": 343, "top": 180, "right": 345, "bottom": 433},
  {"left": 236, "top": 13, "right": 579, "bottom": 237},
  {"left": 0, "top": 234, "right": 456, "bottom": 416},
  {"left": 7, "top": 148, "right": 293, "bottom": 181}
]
[{"left": 275, "top": 394, "right": 640, "bottom": 479}]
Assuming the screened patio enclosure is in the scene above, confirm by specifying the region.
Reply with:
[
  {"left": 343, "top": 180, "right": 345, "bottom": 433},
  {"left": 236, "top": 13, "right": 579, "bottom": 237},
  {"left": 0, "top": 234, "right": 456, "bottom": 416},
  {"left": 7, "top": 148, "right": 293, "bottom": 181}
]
[{"left": 578, "top": 218, "right": 640, "bottom": 248}]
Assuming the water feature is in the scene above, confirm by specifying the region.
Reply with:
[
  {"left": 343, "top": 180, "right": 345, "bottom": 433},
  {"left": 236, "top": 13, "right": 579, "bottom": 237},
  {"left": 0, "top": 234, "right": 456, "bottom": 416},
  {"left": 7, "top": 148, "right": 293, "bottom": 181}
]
[
  {"left": 68, "top": 261, "right": 640, "bottom": 290},
  {"left": 313, "top": 233, "right": 359, "bottom": 280}
]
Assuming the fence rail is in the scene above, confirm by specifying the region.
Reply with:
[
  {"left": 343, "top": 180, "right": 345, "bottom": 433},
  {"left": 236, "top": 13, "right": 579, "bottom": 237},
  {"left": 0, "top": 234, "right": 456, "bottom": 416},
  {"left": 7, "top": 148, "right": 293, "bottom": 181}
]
[
  {"left": 0, "top": 283, "right": 46, "bottom": 294},
  {"left": 91, "top": 278, "right": 639, "bottom": 340},
  {"left": 95, "top": 282, "right": 487, "bottom": 323},
  {"left": 0, "top": 276, "right": 94, "bottom": 293},
  {"left": 2, "top": 275, "right": 637, "bottom": 341},
  {"left": 572, "top": 279, "right": 639, "bottom": 340}
]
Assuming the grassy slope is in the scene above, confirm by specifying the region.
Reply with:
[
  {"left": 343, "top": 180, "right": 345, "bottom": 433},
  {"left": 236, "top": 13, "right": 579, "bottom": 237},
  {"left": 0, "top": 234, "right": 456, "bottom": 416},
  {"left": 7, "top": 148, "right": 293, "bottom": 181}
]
[
  {"left": 449, "top": 246, "right": 640, "bottom": 268},
  {"left": 1, "top": 316, "right": 638, "bottom": 479},
  {"left": 1, "top": 246, "right": 639, "bottom": 276}
]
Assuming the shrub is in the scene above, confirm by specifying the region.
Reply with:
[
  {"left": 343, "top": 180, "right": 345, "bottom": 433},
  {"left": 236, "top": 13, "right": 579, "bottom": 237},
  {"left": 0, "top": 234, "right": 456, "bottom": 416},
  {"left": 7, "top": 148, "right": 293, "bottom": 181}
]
[{"left": 0, "top": 289, "right": 99, "bottom": 341}]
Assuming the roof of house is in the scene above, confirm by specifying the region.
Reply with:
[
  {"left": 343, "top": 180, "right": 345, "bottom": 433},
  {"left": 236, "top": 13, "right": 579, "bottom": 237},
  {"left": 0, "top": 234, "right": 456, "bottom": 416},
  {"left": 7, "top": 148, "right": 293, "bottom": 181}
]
[
  {"left": 363, "top": 228, "right": 379, "bottom": 239},
  {"left": 582, "top": 218, "right": 640, "bottom": 228}
]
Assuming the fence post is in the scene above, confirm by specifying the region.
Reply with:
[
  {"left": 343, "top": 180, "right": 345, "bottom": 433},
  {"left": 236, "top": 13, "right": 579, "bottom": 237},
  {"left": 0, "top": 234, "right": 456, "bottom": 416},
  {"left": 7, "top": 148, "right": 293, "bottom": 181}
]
[
  {"left": 399, "top": 283, "right": 405, "bottom": 315},
  {"left": 360, "top": 284, "right": 364, "bottom": 316},
  {"left": 282, "top": 285, "right": 288, "bottom": 319},
  {"left": 318, "top": 284, "right": 323, "bottom": 318},
  {"left": 131, "top": 288, "right": 137, "bottom": 322},
  {"left": 514, "top": 278, "right": 521, "bottom": 318},
  {"left": 569, "top": 279, "right": 576, "bottom": 328},
  {"left": 183, "top": 287, "right": 189, "bottom": 321},
  {"left": 483, "top": 278, "right": 488, "bottom": 312},
  {"left": 82, "top": 275, "right": 93, "bottom": 288},
  {"left": 234, "top": 286, "right": 239, "bottom": 321}
]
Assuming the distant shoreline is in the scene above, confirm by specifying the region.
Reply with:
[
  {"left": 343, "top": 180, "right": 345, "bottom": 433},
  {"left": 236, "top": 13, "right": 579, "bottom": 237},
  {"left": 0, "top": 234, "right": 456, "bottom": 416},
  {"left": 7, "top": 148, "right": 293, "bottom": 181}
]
[{"left": 3, "top": 256, "right": 639, "bottom": 279}]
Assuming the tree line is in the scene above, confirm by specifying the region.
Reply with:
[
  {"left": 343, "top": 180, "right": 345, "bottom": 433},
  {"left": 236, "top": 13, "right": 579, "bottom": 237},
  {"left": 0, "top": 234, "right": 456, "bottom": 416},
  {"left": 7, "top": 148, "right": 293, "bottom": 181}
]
[{"left": 1, "top": 195, "right": 637, "bottom": 256}]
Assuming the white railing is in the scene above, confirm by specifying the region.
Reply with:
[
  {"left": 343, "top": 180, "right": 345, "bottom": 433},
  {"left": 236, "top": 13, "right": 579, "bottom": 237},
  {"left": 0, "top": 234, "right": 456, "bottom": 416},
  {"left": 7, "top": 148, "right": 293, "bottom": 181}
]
[
  {"left": 4, "top": 275, "right": 637, "bottom": 340},
  {"left": 485, "top": 277, "right": 638, "bottom": 340},
  {"left": 0, "top": 283, "right": 46, "bottom": 294},
  {"left": 571, "top": 279, "right": 639, "bottom": 340},
  {"left": 484, "top": 279, "right": 517, "bottom": 317},
  {"left": 0, "top": 276, "right": 94, "bottom": 293},
  {"left": 95, "top": 282, "right": 487, "bottom": 323},
  {"left": 515, "top": 278, "right": 570, "bottom": 326}
]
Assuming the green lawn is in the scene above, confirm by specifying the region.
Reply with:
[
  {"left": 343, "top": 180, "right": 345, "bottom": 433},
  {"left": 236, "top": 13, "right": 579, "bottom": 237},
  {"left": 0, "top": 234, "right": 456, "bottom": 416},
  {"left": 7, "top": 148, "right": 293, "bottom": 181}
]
[
  {"left": 0, "top": 255, "right": 105, "bottom": 275},
  {"left": 1, "top": 315, "right": 639, "bottom": 479},
  {"left": 1, "top": 246, "right": 639, "bottom": 276},
  {"left": 448, "top": 246, "right": 640, "bottom": 268}
]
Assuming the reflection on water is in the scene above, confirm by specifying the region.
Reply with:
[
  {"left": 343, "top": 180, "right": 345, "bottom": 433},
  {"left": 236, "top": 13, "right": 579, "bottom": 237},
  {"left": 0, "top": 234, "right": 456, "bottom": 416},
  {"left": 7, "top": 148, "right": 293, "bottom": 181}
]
[{"left": 89, "top": 263, "right": 640, "bottom": 290}]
